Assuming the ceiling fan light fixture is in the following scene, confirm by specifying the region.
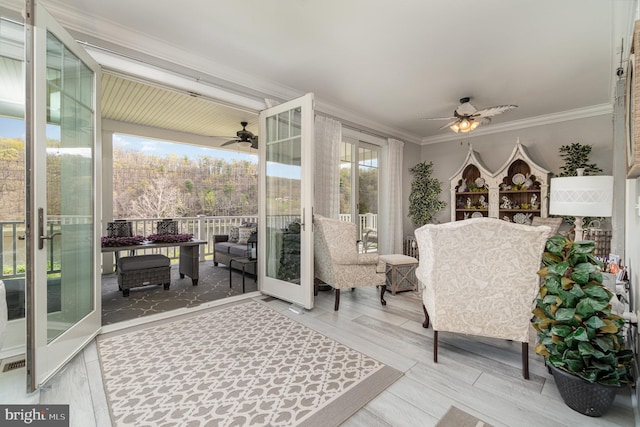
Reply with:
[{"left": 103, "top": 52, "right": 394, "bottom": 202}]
[
  {"left": 238, "top": 140, "right": 252, "bottom": 148},
  {"left": 470, "top": 120, "right": 480, "bottom": 130},
  {"left": 450, "top": 123, "right": 460, "bottom": 133},
  {"left": 458, "top": 118, "right": 471, "bottom": 131}
]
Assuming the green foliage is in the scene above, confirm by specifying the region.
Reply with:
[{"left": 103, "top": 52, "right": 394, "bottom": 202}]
[
  {"left": 532, "top": 235, "right": 633, "bottom": 386},
  {"left": 408, "top": 161, "right": 446, "bottom": 226},
  {"left": 558, "top": 143, "right": 603, "bottom": 177}
]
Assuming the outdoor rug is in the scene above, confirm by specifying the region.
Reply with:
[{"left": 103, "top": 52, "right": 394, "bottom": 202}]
[
  {"left": 436, "top": 406, "right": 493, "bottom": 427},
  {"left": 97, "top": 300, "right": 402, "bottom": 426},
  {"left": 101, "top": 263, "right": 257, "bottom": 325}
]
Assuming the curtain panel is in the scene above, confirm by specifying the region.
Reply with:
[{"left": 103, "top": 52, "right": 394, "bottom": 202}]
[
  {"left": 380, "top": 138, "right": 404, "bottom": 254},
  {"left": 314, "top": 116, "right": 342, "bottom": 218}
]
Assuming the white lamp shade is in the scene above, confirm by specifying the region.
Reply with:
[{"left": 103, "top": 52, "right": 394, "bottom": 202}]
[{"left": 549, "top": 175, "right": 614, "bottom": 217}]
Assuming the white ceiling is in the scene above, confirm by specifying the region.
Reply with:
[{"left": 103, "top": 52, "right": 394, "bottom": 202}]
[{"left": 1, "top": 0, "right": 637, "bottom": 145}]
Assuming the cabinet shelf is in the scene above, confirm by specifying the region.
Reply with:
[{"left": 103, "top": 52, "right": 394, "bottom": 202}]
[
  {"left": 456, "top": 209, "right": 489, "bottom": 212},
  {"left": 499, "top": 190, "right": 541, "bottom": 194},
  {"left": 499, "top": 209, "right": 541, "bottom": 212}
]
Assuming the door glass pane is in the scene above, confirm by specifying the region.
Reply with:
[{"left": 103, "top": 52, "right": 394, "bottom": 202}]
[
  {"left": 358, "top": 145, "right": 378, "bottom": 253},
  {"left": 265, "top": 108, "right": 301, "bottom": 284},
  {"left": 0, "top": 18, "right": 26, "bottom": 321},
  {"left": 45, "top": 31, "right": 94, "bottom": 341},
  {"left": 339, "top": 141, "right": 353, "bottom": 223}
]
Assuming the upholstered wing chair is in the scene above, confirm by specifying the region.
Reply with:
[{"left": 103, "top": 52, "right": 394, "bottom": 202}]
[
  {"left": 414, "top": 217, "right": 551, "bottom": 379},
  {"left": 314, "top": 215, "right": 387, "bottom": 311}
]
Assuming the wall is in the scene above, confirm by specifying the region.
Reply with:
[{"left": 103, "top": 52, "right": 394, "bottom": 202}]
[{"left": 414, "top": 114, "right": 614, "bottom": 230}]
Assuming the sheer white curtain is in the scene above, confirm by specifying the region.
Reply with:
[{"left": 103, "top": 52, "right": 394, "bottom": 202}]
[
  {"left": 314, "top": 116, "right": 342, "bottom": 218},
  {"left": 379, "top": 138, "right": 404, "bottom": 254}
]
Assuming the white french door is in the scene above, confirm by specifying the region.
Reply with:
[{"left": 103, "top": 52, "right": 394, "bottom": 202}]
[
  {"left": 26, "top": 0, "right": 101, "bottom": 391},
  {"left": 258, "top": 94, "right": 314, "bottom": 309}
]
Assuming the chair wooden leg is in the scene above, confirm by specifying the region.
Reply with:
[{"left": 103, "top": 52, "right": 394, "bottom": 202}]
[
  {"left": 522, "top": 342, "right": 529, "bottom": 379},
  {"left": 422, "top": 304, "right": 430, "bottom": 328},
  {"left": 380, "top": 284, "right": 387, "bottom": 306},
  {"left": 433, "top": 330, "right": 438, "bottom": 363},
  {"left": 334, "top": 289, "right": 340, "bottom": 311}
]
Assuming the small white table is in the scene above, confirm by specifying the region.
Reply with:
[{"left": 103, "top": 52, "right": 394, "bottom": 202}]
[{"left": 378, "top": 254, "right": 419, "bottom": 295}]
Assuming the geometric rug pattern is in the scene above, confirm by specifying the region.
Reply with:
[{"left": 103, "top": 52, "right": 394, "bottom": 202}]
[
  {"left": 97, "top": 301, "right": 400, "bottom": 426},
  {"left": 101, "top": 263, "right": 257, "bottom": 325}
]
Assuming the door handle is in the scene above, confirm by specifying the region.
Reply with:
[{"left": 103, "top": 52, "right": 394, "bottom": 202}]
[{"left": 38, "top": 207, "right": 61, "bottom": 250}]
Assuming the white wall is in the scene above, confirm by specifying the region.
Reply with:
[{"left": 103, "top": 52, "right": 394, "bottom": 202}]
[{"left": 413, "top": 114, "right": 614, "bottom": 231}]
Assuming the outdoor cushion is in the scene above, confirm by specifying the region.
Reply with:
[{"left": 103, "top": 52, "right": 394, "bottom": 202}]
[
  {"left": 214, "top": 242, "right": 237, "bottom": 254},
  {"left": 118, "top": 254, "right": 170, "bottom": 271},
  {"left": 229, "top": 245, "right": 251, "bottom": 257},
  {"left": 228, "top": 226, "right": 240, "bottom": 243}
]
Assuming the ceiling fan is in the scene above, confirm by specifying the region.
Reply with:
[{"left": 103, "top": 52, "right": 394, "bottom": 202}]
[
  {"left": 221, "top": 121, "right": 258, "bottom": 149},
  {"left": 423, "top": 97, "right": 518, "bottom": 133}
]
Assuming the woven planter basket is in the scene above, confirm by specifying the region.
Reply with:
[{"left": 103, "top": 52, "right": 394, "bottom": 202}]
[{"left": 550, "top": 365, "right": 620, "bottom": 417}]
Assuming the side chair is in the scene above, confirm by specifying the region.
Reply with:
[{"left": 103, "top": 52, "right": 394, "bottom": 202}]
[
  {"left": 313, "top": 215, "right": 387, "bottom": 310},
  {"left": 414, "top": 217, "right": 551, "bottom": 379}
]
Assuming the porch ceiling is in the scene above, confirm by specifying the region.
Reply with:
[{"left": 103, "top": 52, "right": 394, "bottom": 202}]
[{"left": 101, "top": 73, "right": 259, "bottom": 146}]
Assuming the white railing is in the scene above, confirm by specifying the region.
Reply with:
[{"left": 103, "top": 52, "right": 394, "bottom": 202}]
[{"left": 338, "top": 213, "right": 378, "bottom": 241}]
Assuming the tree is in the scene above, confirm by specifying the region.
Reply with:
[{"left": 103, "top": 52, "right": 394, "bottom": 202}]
[
  {"left": 408, "top": 161, "right": 446, "bottom": 226},
  {"left": 129, "top": 175, "right": 183, "bottom": 218}
]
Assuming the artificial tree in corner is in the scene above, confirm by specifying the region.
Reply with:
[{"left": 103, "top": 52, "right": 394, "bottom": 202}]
[
  {"left": 408, "top": 161, "right": 446, "bottom": 226},
  {"left": 557, "top": 142, "right": 603, "bottom": 177},
  {"left": 532, "top": 235, "right": 633, "bottom": 417}
]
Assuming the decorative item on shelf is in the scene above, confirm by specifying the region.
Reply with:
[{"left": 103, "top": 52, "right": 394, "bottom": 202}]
[
  {"left": 531, "top": 194, "right": 538, "bottom": 207},
  {"left": 500, "top": 196, "right": 513, "bottom": 209},
  {"left": 512, "top": 212, "right": 532, "bottom": 225},
  {"left": 523, "top": 173, "right": 534, "bottom": 189},
  {"left": 549, "top": 168, "right": 613, "bottom": 241},
  {"left": 463, "top": 212, "right": 470, "bottom": 219},
  {"left": 479, "top": 195, "right": 488, "bottom": 209},
  {"left": 532, "top": 236, "right": 633, "bottom": 416},
  {"left": 458, "top": 179, "right": 468, "bottom": 192},
  {"left": 474, "top": 177, "right": 485, "bottom": 189},
  {"left": 146, "top": 233, "right": 193, "bottom": 243},
  {"left": 500, "top": 183, "right": 512, "bottom": 191},
  {"left": 156, "top": 219, "right": 179, "bottom": 235},
  {"left": 512, "top": 173, "right": 526, "bottom": 186},
  {"left": 471, "top": 212, "right": 483, "bottom": 218},
  {"left": 101, "top": 235, "right": 145, "bottom": 247},
  {"left": 502, "top": 216, "right": 511, "bottom": 222},
  {"left": 466, "top": 197, "right": 472, "bottom": 209}
]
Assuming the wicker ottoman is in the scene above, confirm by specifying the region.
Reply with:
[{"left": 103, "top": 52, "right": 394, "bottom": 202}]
[
  {"left": 378, "top": 254, "right": 419, "bottom": 295},
  {"left": 117, "top": 254, "right": 171, "bottom": 297}
]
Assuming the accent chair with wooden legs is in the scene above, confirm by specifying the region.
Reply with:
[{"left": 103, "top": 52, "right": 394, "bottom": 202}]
[
  {"left": 414, "top": 217, "right": 551, "bottom": 379},
  {"left": 313, "top": 215, "right": 387, "bottom": 311}
]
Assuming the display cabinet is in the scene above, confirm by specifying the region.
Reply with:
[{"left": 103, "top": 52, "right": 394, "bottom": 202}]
[
  {"left": 450, "top": 145, "right": 493, "bottom": 221},
  {"left": 493, "top": 141, "right": 549, "bottom": 224},
  {"left": 450, "top": 141, "right": 549, "bottom": 222}
]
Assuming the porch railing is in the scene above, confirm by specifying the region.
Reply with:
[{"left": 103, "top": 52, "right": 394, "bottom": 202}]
[{"left": 1, "top": 213, "right": 377, "bottom": 280}]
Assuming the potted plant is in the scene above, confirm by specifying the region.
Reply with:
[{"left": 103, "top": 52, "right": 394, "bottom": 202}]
[
  {"left": 532, "top": 235, "right": 634, "bottom": 417},
  {"left": 408, "top": 161, "right": 446, "bottom": 226}
]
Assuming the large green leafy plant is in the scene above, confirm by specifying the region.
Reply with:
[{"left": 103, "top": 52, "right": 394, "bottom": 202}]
[
  {"left": 532, "top": 235, "right": 633, "bottom": 386},
  {"left": 408, "top": 161, "right": 446, "bottom": 226}
]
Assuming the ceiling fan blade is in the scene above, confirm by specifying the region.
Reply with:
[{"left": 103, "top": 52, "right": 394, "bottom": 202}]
[
  {"left": 439, "top": 120, "right": 459, "bottom": 130},
  {"left": 221, "top": 139, "right": 239, "bottom": 146},
  {"left": 422, "top": 116, "right": 456, "bottom": 121},
  {"left": 473, "top": 104, "right": 518, "bottom": 118}
]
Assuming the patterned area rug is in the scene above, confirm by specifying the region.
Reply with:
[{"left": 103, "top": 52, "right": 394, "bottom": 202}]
[
  {"left": 97, "top": 301, "right": 402, "bottom": 426},
  {"left": 101, "top": 263, "right": 257, "bottom": 325},
  {"left": 436, "top": 406, "right": 493, "bottom": 427}
]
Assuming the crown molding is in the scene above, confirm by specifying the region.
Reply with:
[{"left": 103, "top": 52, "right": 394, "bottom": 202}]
[{"left": 420, "top": 103, "right": 614, "bottom": 145}]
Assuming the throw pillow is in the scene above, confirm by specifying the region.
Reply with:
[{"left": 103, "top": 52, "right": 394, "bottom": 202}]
[
  {"left": 237, "top": 227, "right": 257, "bottom": 245},
  {"left": 228, "top": 226, "right": 240, "bottom": 243}
]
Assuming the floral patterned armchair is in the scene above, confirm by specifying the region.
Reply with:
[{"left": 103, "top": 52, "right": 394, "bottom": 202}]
[
  {"left": 314, "top": 215, "right": 386, "bottom": 310},
  {"left": 414, "top": 217, "right": 551, "bottom": 379}
]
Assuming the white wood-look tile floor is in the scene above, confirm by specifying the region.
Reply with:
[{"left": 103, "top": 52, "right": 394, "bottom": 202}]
[{"left": 0, "top": 285, "right": 636, "bottom": 427}]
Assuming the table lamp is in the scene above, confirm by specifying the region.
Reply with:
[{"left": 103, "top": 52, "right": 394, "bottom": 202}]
[{"left": 549, "top": 168, "right": 613, "bottom": 241}]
